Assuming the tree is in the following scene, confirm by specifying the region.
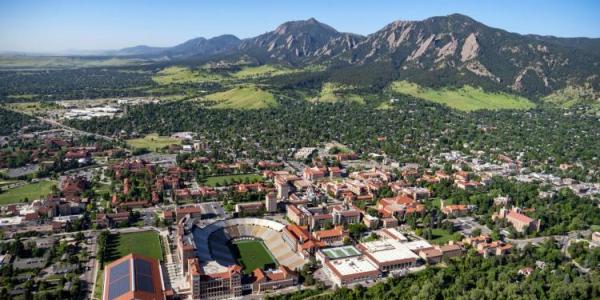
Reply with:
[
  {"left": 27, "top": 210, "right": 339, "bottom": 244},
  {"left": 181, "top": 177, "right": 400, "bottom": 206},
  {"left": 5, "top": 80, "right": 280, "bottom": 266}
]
[{"left": 348, "top": 223, "right": 367, "bottom": 240}]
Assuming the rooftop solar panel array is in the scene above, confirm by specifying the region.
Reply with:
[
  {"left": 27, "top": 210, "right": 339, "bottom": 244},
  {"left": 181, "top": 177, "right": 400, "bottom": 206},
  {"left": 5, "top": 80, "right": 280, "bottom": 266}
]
[
  {"left": 105, "top": 256, "right": 162, "bottom": 300},
  {"left": 108, "top": 260, "right": 131, "bottom": 300},
  {"left": 135, "top": 274, "right": 155, "bottom": 293},
  {"left": 134, "top": 259, "right": 152, "bottom": 276},
  {"left": 134, "top": 259, "right": 155, "bottom": 293},
  {"left": 108, "top": 277, "right": 131, "bottom": 300},
  {"left": 109, "top": 261, "right": 130, "bottom": 282}
]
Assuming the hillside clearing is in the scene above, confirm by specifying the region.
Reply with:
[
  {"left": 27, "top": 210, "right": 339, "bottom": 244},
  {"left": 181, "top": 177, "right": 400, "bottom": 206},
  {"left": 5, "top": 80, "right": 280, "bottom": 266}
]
[
  {"left": 232, "top": 65, "right": 297, "bottom": 78},
  {"left": 390, "top": 81, "right": 535, "bottom": 111},
  {"left": 204, "top": 86, "right": 278, "bottom": 109},
  {"left": 152, "top": 66, "right": 225, "bottom": 85},
  {"left": 311, "top": 82, "right": 364, "bottom": 104},
  {"left": 543, "top": 85, "right": 599, "bottom": 109}
]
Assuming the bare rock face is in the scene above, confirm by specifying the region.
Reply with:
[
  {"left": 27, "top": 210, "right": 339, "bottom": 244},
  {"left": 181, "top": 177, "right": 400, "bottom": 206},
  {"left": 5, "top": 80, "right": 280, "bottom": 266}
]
[
  {"left": 408, "top": 34, "right": 435, "bottom": 61},
  {"left": 513, "top": 65, "right": 550, "bottom": 91},
  {"left": 436, "top": 37, "right": 458, "bottom": 62},
  {"left": 465, "top": 61, "right": 499, "bottom": 82},
  {"left": 239, "top": 18, "right": 365, "bottom": 60},
  {"left": 132, "top": 13, "right": 596, "bottom": 99},
  {"left": 461, "top": 33, "right": 480, "bottom": 62}
]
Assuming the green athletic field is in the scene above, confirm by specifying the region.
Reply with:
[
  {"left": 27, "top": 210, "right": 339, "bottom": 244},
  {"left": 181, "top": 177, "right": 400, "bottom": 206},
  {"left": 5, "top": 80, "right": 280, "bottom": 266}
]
[{"left": 231, "top": 239, "right": 277, "bottom": 274}]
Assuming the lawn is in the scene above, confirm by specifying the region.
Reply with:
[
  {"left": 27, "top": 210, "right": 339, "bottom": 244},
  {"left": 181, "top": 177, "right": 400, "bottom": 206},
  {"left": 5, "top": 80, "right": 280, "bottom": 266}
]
[
  {"left": 231, "top": 240, "right": 277, "bottom": 274},
  {"left": 93, "top": 270, "right": 103, "bottom": 300},
  {"left": 152, "top": 66, "right": 225, "bottom": 85},
  {"left": 204, "top": 85, "right": 278, "bottom": 109},
  {"left": 126, "top": 133, "right": 180, "bottom": 151},
  {"left": 311, "top": 82, "right": 364, "bottom": 104},
  {"left": 390, "top": 81, "right": 535, "bottom": 111},
  {"left": 105, "top": 231, "right": 163, "bottom": 262},
  {"left": 202, "top": 174, "right": 263, "bottom": 187},
  {"left": 0, "top": 180, "right": 56, "bottom": 205},
  {"left": 429, "top": 229, "right": 463, "bottom": 245},
  {"left": 94, "top": 183, "right": 112, "bottom": 195}
]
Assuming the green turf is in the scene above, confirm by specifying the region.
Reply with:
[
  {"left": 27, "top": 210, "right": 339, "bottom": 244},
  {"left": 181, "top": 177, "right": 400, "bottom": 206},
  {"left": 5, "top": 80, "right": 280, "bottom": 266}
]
[
  {"left": 204, "top": 85, "right": 278, "bottom": 109},
  {"left": 126, "top": 133, "right": 180, "bottom": 151},
  {"left": 152, "top": 66, "right": 225, "bottom": 85},
  {"left": 322, "top": 246, "right": 360, "bottom": 259},
  {"left": 232, "top": 240, "right": 277, "bottom": 274},
  {"left": 390, "top": 81, "right": 535, "bottom": 111},
  {"left": 312, "top": 82, "right": 364, "bottom": 104},
  {"left": 0, "top": 180, "right": 56, "bottom": 205},
  {"left": 105, "top": 231, "right": 163, "bottom": 262},
  {"left": 93, "top": 270, "right": 103, "bottom": 300},
  {"left": 202, "top": 174, "right": 263, "bottom": 187},
  {"left": 429, "top": 229, "right": 463, "bottom": 245}
]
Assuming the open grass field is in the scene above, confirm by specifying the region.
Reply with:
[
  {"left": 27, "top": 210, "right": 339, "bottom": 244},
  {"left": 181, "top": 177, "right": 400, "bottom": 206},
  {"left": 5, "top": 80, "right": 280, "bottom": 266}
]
[
  {"left": 202, "top": 174, "right": 263, "bottom": 187},
  {"left": 105, "top": 231, "right": 163, "bottom": 262},
  {"left": 390, "top": 81, "right": 535, "bottom": 111},
  {"left": 126, "top": 133, "right": 180, "bottom": 150},
  {"left": 429, "top": 228, "right": 463, "bottom": 245},
  {"left": 0, "top": 180, "right": 56, "bottom": 205},
  {"left": 231, "top": 240, "right": 277, "bottom": 274},
  {"left": 7, "top": 101, "right": 61, "bottom": 115},
  {"left": 312, "top": 82, "right": 364, "bottom": 104},
  {"left": 204, "top": 85, "right": 278, "bottom": 109},
  {"left": 232, "top": 64, "right": 325, "bottom": 78},
  {"left": 232, "top": 64, "right": 298, "bottom": 78},
  {"left": 152, "top": 66, "right": 225, "bottom": 85}
]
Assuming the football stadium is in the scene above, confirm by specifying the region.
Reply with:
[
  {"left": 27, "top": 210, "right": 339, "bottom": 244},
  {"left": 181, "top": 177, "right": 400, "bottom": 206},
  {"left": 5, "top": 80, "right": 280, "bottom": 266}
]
[{"left": 192, "top": 218, "right": 306, "bottom": 273}]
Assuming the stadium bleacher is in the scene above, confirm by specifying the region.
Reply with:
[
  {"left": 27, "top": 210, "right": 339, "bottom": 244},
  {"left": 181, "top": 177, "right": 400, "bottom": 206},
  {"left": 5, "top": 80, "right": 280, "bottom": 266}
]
[{"left": 191, "top": 218, "right": 306, "bottom": 271}]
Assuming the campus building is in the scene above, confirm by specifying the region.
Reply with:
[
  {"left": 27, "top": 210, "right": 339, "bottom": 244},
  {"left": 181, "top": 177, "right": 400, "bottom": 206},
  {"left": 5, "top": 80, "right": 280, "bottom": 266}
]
[
  {"left": 187, "top": 258, "right": 243, "bottom": 300},
  {"left": 358, "top": 240, "right": 420, "bottom": 273},
  {"left": 102, "top": 254, "right": 165, "bottom": 300}
]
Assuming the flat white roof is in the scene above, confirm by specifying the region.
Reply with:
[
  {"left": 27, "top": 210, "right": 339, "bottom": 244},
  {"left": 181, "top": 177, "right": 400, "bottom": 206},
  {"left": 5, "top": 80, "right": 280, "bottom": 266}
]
[
  {"left": 382, "top": 228, "right": 408, "bottom": 242},
  {"left": 360, "top": 239, "right": 419, "bottom": 263},
  {"left": 201, "top": 260, "right": 229, "bottom": 275},
  {"left": 328, "top": 256, "right": 379, "bottom": 276},
  {"left": 0, "top": 216, "right": 23, "bottom": 226},
  {"left": 404, "top": 240, "right": 434, "bottom": 252}
]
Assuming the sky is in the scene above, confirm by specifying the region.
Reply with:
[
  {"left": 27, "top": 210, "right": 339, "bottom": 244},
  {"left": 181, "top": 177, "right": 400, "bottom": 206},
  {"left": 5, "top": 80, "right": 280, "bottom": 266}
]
[{"left": 1, "top": 0, "right": 599, "bottom": 53}]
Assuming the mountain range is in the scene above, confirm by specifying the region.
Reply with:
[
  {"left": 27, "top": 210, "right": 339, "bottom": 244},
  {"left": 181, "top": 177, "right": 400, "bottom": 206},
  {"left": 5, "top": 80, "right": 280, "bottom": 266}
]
[{"left": 108, "top": 14, "right": 600, "bottom": 100}]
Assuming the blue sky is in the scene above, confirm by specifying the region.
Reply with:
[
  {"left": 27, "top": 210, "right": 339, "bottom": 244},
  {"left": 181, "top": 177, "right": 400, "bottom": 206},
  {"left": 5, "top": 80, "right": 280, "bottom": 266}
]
[{"left": 1, "top": 0, "right": 599, "bottom": 53}]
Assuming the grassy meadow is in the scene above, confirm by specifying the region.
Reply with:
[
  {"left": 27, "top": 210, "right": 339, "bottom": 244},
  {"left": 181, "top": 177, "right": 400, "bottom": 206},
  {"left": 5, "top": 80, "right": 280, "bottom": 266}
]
[
  {"left": 390, "top": 81, "right": 535, "bottom": 111},
  {"left": 204, "top": 85, "right": 278, "bottom": 109}
]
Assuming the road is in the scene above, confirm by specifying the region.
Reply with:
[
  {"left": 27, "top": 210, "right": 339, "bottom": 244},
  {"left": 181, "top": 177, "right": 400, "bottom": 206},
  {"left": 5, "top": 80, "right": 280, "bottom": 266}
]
[
  {"left": 36, "top": 116, "right": 115, "bottom": 142},
  {"left": 506, "top": 230, "right": 590, "bottom": 250},
  {"left": 81, "top": 233, "right": 98, "bottom": 300}
]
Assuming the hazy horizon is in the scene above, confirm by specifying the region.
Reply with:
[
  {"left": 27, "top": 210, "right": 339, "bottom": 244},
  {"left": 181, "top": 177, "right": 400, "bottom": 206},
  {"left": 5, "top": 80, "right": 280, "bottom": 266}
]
[{"left": 1, "top": 0, "right": 599, "bottom": 53}]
